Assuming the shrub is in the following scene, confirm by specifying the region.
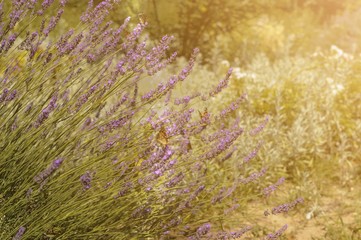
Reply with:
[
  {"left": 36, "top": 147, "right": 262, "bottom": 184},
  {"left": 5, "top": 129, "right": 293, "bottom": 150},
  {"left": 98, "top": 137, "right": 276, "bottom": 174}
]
[{"left": 0, "top": 1, "right": 301, "bottom": 239}]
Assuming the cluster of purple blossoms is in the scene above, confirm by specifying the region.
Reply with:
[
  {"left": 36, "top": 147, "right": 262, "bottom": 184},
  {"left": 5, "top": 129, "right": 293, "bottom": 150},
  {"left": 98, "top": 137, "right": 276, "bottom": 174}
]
[
  {"left": 116, "top": 182, "right": 134, "bottom": 197},
  {"left": 145, "top": 35, "right": 177, "bottom": 75},
  {"left": 216, "top": 93, "right": 247, "bottom": 120},
  {"left": 141, "top": 49, "right": 199, "bottom": 103},
  {"left": 99, "top": 110, "right": 135, "bottom": 133},
  {"left": 250, "top": 115, "right": 270, "bottom": 136},
  {"left": 33, "top": 158, "right": 64, "bottom": 184},
  {"left": 176, "top": 185, "right": 205, "bottom": 212},
  {"left": 263, "top": 176, "right": 286, "bottom": 197},
  {"left": 56, "top": 30, "right": 84, "bottom": 57},
  {"left": 265, "top": 224, "right": 288, "bottom": 240},
  {"left": 80, "top": 0, "right": 113, "bottom": 24},
  {"left": 0, "top": 88, "right": 17, "bottom": 103},
  {"left": 43, "top": 8, "right": 64, "bottom": 37},
  {"left": 165, "top": 172, "right": 184, "bottom": 188},
  {"left": 80, "top": 171, "right": 93, "bottom": 190},
  {"left": 215, "top": 226, "right": 252, "bottom": 239},
  {"left": 105, "top": 93, "right": 129, "bottom": 117},
  {"left": 164, "top": 109, "right": 194, "bottom": 137},
  {"left": 271, "top": 199, "right": 302, "bottom": 215},
  {"left": 41, "top": 0, "right": 56, "bottom": 11},
  {"left": 209, "top": 68, "right": 233, "bottom": 97},
  {"left": 140, "top": 145, "right": 171, "bottom": 170},
  {"left": 195, "top": 223, "right": 211, "bottom": 238},
  {"left": 0, "top": 0, "right": 299, "bottom": 238},
  {"left": 131, "top": 205, "right": 152, "bottom": 218},
  {"left": 174, "top": 93, "right": 200, "bottom": 106},
  {"left": 264, "top": 197, "right": 304, "bottom": 216},
  {"left": 224, "top": 203, "right": 240, "bottom": 215},
  {"left": 0, "top": 33, "right": 17, "bottom": 53},
  {"left": 151, "top": 155, "right": 176, "bottom": 178},
  {"left": 209, "top": 179, "right": 238, "bottom": 206},
  {"left": 13, "top": 226, "right": 26, "bottom": 240},
  {"left": 240, "top": 167, "right": 268, "bottom": 184},
  {"left": 162, "top": 217, "right": 182, "bottom": 231},
  {"left": 243, "top": 140, "right": 263, "bottom": 164},
  {"left": 34, "top": 95, "right": 58, "bottom": 128},
  {"left": 201, "top": 126, "right": 243, "bottom": 160},
  {"left": 211, "top": 187, "right": 226, "bottom": 204},
  {"left": 219, "top": 146, "right": 236, "bottom": 162}
]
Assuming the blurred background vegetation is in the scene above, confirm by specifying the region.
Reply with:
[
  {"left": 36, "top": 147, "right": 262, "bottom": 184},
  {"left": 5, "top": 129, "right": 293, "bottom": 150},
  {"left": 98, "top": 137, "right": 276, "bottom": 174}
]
[
  {"left": 45, "top": 0, "right": 361, "bottom": 238},
  {"left": 69, "top": 0, "right": 361, "bottom": 62}
]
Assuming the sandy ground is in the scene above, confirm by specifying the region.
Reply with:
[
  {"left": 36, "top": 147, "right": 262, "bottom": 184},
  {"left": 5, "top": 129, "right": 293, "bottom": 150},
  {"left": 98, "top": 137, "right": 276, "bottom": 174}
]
[{"left": 249, "top": 183, "right": 361, "bottom": 239}]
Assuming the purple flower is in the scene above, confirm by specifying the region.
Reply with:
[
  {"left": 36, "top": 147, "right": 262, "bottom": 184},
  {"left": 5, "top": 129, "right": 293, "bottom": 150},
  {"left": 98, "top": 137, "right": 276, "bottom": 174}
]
[
  {"left": 34, "top": 158, "right": 64, "bottom": 184},
  {"left": 243, "top": 140, "right": 263, "bottom": 164},
  {"left": 163, "top": 217, "right": 182, "bottom": 230},
  {"left": 216, "top": 93, "right": 247, "bottom": 120},
  {"left": 80, "top": 171, "right": 93, "bottom": 190},
  {"left": 13, "top": 226, "right": 26, "bottom": 240},
  {"left": 154, "top": 169, "right": 162, "bottom": 176},
  {"left": 263, "top": 177, "right": 285, "bottom": 197},
  {"left": 224, "top": 204, "right": 240, "bottom": 215},
  {"left": 117, "top": 182, "right": 133, "bottom": 197},
  {"left": 174, "top": 94, "right": 198, "bottom": 105},
  {"left": 209, "top": 68, "right": 232, "bottom": 97},
  {"left": 0, "top": 88, "right": 8, "bottom": 103},
  {"left": 60, "top": 0, "right": 67, "bottom": 7},
  {"left": 8, "top": 9, "right": 24, "bottom": 29},
  {"left": 250, "top": 115, "right": 269, "bottom": 136},
  {"left": 265, "top": 224, "right": 288, "bottom": 240},
  {"left": 177, "top": 185, "right": 205, "bottom": 211},
  {"left": 41, "top": 0, "right": 55, "bottom": 10},
  {"left": 240, "top": 167, "right": 267, "bottom": 184},
  {"left": 201, "top": 126, "right": 243, "bottom": 160},
  {"left": 0, "top": 33, "right": 17, "bottom": 53},
  {"left": 165, "top": 172, "right": 184, "bottom": 188},
  {"left": 43, "top": 9, "right": 64, "bottom": 37},
  {"left": 270, "top": 197, "right": 304, "bottom": 215},
  {"left": 131, "top": 205, "right": 152, "bottom": 218},
  {"left": 196, "top": 223, "right": 211, "bottom": 236},
  {"left": 230, "top": 226, "right": 253, "bottom": 238},
  {"left": 34, "top": 95, "right": 57, "bottom": 128}
]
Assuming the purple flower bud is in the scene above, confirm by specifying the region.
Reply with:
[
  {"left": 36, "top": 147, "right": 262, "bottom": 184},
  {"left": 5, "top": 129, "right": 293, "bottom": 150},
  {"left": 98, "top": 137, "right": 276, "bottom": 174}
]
[
  {"left": 13, "top": 226, "right": 26, "bottom": 240},
  {"left": 263, "top": 177, "right": 285, "bottom": 197},
  {"left": 80, "top": 171, "right": 93, "bottom": 190},
  {"left": 265, "top": 224, "right": 288, "bottom": 239},
  {"left": 196, "top": 223, "right": 211, "bottom": 236},
  {"left": 250, "top": 115, "right": 269, "bottom": 136},
  {"left": 209, "top": 67, "right": 232, "bottom": 97},
  {"left": 34, "top": 158, "right": 64, "bottom": 184}
]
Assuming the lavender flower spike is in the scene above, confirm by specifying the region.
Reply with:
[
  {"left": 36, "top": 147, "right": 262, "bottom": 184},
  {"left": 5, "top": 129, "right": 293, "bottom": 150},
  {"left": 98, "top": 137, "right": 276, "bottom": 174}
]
[
  {"left": 34, "top": 158, "right": 64, "bottom": 184},
  {"left": 196, "top": 223, "right": 211, "bottom": 237},
  {"left": 13, "top": 226, "right": 26, "bottom": 240},
  {"left": 80, "top": 171, "right": 93, "bottom": 190},
  {"left": 265, "top": 224, "right": 288, "bottom": 240}
]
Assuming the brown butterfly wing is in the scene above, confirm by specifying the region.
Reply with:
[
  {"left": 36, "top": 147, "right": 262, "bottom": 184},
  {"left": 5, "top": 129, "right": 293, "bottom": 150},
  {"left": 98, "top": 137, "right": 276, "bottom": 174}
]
[
  {"left": 138, "top": 13, "right": 147, "bottom": 25},
  {"left": 156, "top": 126, "right": 168, "bottom": 147},
  {"left": 199, "top": 107, "right": 208, "bottom": 119}
]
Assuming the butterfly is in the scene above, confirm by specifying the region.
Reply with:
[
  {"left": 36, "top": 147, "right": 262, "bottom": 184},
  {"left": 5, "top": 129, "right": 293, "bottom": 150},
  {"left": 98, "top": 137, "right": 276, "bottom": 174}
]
[
  {"left": 156, "top": 125, "right": 168, "bottom": 147},
  {"left": 198, "top": 107, "right": 208, "bottom": 120},
  {"left": 138, "top": 13, "right": 147, "bottom": 26},
  {"left": 185, "top": 139, "right": 192, "bottom": 152},
  {"left": 123, "top": 28, "right": 131, "bottom": 37}
]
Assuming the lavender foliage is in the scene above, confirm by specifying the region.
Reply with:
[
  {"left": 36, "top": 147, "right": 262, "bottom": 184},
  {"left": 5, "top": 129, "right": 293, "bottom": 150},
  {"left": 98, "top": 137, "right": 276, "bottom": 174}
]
[{"left": 0, "top": 1, "right": 302, "bottom": 239}]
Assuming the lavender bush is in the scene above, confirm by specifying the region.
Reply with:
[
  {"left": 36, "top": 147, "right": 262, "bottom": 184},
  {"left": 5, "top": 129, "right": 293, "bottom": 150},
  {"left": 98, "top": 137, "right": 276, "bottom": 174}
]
[{"left": 0, "top": 1, "right": 302, "bottom": 239}]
